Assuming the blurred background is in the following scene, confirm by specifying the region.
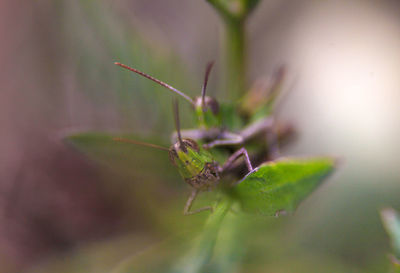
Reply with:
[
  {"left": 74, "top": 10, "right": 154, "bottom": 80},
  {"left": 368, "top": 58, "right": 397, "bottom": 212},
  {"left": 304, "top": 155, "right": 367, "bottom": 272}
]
[{"left": 1, "top": 0, "right": 400, "bottom": 272}]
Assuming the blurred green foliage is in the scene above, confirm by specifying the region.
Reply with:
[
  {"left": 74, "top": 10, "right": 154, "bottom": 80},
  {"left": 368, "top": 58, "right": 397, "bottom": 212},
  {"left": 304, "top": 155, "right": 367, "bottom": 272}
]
[
  {"left": 381, "top": 208, "right": 400, "bottom": 259},
  {"left": 59, "top": 0, "right": 194, "bottom": 137},
  {"left": 22, "top": 1, "right": 400, "bottom": 273},
  {"left": 381, "top": 208, "right": 400, "bottom": 272}
]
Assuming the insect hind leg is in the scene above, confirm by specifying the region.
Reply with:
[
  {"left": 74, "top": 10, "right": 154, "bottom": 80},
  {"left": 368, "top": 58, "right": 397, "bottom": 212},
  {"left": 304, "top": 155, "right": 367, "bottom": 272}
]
[{"left": 171, "top": 128, "right": 220, "bottom": 144}]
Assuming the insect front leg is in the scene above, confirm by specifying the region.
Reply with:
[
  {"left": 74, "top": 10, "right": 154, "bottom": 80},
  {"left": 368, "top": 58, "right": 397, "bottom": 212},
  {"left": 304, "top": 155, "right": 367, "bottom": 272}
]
[
  {"left": 184, "top": 189, "right": 213, "bottom": 215},
  {"left": 219, "top": 147, "right": 253, "bottom": 173}
]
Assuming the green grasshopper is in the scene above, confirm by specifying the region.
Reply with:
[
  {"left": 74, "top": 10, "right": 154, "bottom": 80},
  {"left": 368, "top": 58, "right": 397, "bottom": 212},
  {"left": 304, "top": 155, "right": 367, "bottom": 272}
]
[
  {"left": 114, "top": 100, "right": 254, "bottom": 215},
  {"left": 114, "top": 62, "right": 283, "bottom": 152},
  {"left": 115, "top": 62, "right": 220, "bottom": 130}
]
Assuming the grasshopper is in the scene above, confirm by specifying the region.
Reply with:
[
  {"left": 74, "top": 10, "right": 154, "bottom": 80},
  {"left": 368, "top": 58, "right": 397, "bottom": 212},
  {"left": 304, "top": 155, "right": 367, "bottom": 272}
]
[
  {"left": 114, "top": 62, "right": 282, "bottom": 152},
  {"left": 114, "top": 100, "right": 254, "bottom": 215}
]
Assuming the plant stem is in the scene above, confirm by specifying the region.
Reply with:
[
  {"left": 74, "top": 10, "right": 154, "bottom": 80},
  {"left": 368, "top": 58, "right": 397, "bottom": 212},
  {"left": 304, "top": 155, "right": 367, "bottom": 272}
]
[
  {"left": 173, "top": 197, "right": 232, "bottom": 273},
  {"left": 224, "top": 18, "right": 246, "bottom": 101},
  {"left": 206, "top": 0, "right": 256, "bottom": 101}
]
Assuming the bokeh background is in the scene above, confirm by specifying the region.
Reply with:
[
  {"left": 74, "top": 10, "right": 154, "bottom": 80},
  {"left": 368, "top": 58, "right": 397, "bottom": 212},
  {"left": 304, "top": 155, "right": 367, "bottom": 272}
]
[{"left": 1, "top": 0, "right": 400, "bottom": 272}]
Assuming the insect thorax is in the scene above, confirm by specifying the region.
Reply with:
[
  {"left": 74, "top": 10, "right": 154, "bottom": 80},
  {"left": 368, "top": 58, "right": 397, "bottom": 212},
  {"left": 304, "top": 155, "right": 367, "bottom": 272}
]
[{"left": 193, "top": 96, "right": 220, "bottom": 129}]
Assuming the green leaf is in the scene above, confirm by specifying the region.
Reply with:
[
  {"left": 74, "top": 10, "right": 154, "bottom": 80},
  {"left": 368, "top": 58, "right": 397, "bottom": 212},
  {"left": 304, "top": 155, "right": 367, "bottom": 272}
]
[
  {"left": 65, "top": 132, "right": 195, "bottom": 229},
  {"left": 381, "top": 208, "right": 400, "bottom": 259},
  {"left": 65, "top": 132, "right": 177, "bottom": 183},
  {"left": 232, "top": 157, "right": 336, "bottom": 216}
]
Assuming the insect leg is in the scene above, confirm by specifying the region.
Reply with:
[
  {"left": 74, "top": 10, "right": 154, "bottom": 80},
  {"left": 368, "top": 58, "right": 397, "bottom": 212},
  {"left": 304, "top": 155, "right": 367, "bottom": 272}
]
[
  {"left": 220, "top": 147, "right": 253, "bottom": 173},
  {"left": 240, "top": 116, "right": 280, "bottom": 159},
  {"left": 239, "top": 117, "right": 274, "bottom": 141},
  {"left": 183, "top": 189, "right": 213, "bottom": 215},
  {"left": 202, "top": 131, "right": 244, "bottom": 149}
]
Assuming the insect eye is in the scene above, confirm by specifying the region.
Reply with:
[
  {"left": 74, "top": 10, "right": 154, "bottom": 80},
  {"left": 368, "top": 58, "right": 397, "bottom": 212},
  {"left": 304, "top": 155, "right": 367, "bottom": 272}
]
[
  {"left": 204, "top": 97, "right": 219, "bottom": 115},
  {"left": 183, "top": 139, "right": 199, "bottom": 152},
  {"left": 194, "top": 96, "right": 220, "bottom": 115},
  {"left": 168, "top": 148, "right": 178, "bottom": 166}
]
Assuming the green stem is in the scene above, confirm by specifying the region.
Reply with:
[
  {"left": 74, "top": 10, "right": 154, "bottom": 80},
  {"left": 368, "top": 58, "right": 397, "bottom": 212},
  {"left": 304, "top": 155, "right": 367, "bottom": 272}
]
[
  {"left": 206, "top": 0, "right": 254, "bottom": 101},
  {"left": 224, "top": 18, "right": 246, "bottom": 101},
  {"left": 172, "top": 197, "right": 232, "bottom": 273}
]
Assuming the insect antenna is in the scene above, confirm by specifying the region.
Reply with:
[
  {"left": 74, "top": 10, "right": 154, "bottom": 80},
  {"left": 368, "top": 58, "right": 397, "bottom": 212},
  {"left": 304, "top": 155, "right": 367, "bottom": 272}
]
[
  {"left": 172, "top": 99, "right": 186, "bottom": 152},
  {"left": 113, "top": 137, "right": 169, "bottom": 151},
  {"left": 201, "top": 61, "right": 214, "bottom": 110},
  {"left": 114, "top": 62, "right": 194, "bottom": 104}
]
